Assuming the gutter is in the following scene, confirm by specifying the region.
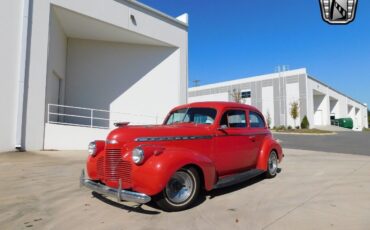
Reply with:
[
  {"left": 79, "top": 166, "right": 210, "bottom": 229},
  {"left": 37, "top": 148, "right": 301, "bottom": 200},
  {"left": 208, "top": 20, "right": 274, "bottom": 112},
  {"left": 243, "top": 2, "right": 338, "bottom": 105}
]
[{"left": 15, "top": 0, "right": 31, "bottom": 150}]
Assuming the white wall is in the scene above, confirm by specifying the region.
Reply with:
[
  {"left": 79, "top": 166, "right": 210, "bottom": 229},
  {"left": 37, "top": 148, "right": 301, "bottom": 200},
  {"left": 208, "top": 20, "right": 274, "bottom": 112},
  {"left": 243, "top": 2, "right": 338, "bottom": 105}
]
[
  {"left": 0, "top": 0, "right": 22, "bottom": 152},
  {"left": 52, "top": 0, "right": 188, "bottom": 105},
  {"left": 44, "top": 123, "right": 109, "bottom": 150},
  {"left": 308, "top": 77, "right": 368, "bottom": 129},
  {"left": 20, "top": 0, "right": 187, "bottom": 150},
  {"left": 286, "top": 82, "right": 300, "bottom": 127},
  {"left": 45, "top": 10, "right": 67, "bottom": 113},
  {"left": 188, "top": 92, "right": 229, "bottom": 103},
  {"left": 363, "top": 106, "right": 369, "bottom": 129},
  {"left": 329, "top": 98, "right": 339, "bottom": 118},
  {"left": 262, "top": 86, "right": 274, "bottom": 127},
  {"left": 24, "top": 0, "right": 51, "bottom": 150},
  {"left": 313, "top": 94, "right": 327, "bottom": 126},
  {"left": 65, "top": 39, "right": 180, "bottom": 126}
]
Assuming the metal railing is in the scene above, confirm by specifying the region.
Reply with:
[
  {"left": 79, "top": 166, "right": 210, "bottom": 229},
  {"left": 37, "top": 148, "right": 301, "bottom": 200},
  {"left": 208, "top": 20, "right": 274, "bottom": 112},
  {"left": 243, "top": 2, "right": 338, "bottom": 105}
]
[{"left": 47, "top": 104, "right": 162, "bottom": 129}]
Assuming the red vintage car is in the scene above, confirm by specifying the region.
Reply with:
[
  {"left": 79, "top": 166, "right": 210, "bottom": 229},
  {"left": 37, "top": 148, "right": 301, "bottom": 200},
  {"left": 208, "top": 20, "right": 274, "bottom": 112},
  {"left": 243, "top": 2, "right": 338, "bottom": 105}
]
[{"left": 80, "top": 102, "right": 283, "bottom": 211}]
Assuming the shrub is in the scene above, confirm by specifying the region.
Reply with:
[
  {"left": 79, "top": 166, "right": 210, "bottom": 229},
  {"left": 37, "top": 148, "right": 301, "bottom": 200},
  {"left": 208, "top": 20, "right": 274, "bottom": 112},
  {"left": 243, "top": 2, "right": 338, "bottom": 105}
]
[
  {"left": 301, "top": 116, "right": 310, "bottom": 129},
  {"left": 295, "top": 126, "right": 300, "bottom": 129},
  {"left": 287, "top": 126, "right": 292, "bottom": 130},
  {"left": 276, "top": 125, "right": 286, "bottom": 131}
]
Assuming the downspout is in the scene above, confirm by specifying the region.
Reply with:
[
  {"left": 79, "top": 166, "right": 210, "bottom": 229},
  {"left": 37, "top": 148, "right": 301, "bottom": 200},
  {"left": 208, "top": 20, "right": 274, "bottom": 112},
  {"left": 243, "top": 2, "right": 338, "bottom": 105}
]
[{"left": 15, "top": 0, "right": 31, "bottom": 150}]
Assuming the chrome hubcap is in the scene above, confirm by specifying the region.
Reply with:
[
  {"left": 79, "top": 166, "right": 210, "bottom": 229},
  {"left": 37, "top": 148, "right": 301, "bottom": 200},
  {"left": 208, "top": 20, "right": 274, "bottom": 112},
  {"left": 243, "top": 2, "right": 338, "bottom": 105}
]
[
  {"left": 269, "top": 152, "right": 278, "bottom": 175},
  {"left": 165, "top": 171, "right": 194, "bottom": 204}
]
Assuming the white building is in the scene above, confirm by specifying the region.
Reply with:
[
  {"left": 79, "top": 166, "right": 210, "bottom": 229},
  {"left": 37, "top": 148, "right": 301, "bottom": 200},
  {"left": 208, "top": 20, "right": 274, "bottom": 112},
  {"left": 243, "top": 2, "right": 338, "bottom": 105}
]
[
  {"left": 1, "top": 0, "right": 188, "bottom": 151},
  {"left": 189, "top": 68, "right": 368, "bottom": 130}
]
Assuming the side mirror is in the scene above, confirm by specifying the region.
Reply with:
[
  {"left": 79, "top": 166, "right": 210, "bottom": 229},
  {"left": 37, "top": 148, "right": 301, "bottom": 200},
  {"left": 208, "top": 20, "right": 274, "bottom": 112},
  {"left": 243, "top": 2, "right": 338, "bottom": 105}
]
[{"left": 218, "top": 124, "right": 228, "bottom": 131}]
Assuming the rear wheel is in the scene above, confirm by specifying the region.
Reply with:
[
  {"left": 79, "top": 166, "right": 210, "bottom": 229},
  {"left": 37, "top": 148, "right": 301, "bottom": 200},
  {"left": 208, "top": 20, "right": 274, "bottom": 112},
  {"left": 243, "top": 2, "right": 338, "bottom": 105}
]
[
  {"left": 155, "top": 167, "right": 200, "bottom": 212},
  {"left": 265, "top": 151, "right": 278, "bottom": 178}
]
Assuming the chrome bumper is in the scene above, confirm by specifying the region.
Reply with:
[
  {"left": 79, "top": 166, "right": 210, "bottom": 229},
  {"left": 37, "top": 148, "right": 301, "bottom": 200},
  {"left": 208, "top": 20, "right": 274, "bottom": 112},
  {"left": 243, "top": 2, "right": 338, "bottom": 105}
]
[{"left": 80, "top": 169, "right": 151, "bottom": 204}]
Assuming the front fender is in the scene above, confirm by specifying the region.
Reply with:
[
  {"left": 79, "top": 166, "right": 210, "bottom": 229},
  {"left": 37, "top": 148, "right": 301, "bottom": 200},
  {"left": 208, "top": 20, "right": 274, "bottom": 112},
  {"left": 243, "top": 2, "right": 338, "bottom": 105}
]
[
  {"left": 132, "top": 147, "right": 216, "bottom": 196},
  {"left": 86, "top": 150, "right": 105, "bottom": 180},
  {"left": 256, "top": 137, "right": 283, "bottom": 171}
]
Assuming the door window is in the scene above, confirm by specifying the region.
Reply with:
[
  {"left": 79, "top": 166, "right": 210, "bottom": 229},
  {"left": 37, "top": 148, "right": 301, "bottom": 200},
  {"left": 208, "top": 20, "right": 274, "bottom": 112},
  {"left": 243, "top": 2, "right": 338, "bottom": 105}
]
[
  {"left": 249, "top": 111, "right": 265, "bottom": 128},
  {"left": 220, "top": 110, "right": 247, "bottom": 128}
]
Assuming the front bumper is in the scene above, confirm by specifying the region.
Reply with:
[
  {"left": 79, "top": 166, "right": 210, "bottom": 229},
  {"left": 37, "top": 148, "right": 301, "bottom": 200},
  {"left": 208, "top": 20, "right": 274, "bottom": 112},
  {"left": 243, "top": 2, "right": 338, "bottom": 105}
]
[{"left": 80, "top": 169, "right": 151, "bottom": 204}]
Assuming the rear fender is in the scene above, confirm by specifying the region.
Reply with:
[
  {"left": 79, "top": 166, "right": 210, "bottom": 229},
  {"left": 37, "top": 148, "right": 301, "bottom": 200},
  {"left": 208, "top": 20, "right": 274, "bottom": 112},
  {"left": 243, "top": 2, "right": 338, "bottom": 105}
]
[
  {"left": 132, "top": 147, "right": 216, "bottom": 196},
  {"left": 256, "top": 138, "right": 283, "bottom": 171}
]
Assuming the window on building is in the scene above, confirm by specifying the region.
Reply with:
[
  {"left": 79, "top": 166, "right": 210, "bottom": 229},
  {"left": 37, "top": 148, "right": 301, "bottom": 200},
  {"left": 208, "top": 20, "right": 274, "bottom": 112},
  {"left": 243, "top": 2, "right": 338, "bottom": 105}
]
[
  {"left": 220, "top": 110, "right": 247, "bottom": 128},
  {"left": 249, "top": 111, "right": 265, "bottom": 128},
  {"left": 241, "top": 90, "right": 251, "bottom": 99}
]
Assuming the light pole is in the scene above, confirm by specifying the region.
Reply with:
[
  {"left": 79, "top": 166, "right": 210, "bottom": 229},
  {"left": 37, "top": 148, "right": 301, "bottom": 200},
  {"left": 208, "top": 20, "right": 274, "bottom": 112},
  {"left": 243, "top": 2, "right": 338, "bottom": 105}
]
[{"left": 192, "top": 80, "right": 201, "bottom": 87}]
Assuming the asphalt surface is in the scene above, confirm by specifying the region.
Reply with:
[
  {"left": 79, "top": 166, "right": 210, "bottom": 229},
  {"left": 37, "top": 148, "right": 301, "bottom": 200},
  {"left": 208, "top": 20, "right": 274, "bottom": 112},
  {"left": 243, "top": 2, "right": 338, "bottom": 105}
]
[{"left": 274, "top": 131, "right": 370, "bottom": 156}]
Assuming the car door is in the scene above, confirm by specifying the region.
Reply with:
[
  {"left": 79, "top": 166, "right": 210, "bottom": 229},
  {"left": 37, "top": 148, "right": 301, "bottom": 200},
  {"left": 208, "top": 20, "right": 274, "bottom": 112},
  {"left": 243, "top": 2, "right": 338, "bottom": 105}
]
[
  {"left": 213, "top": 109, "right": 252, "bottom": 176},
  {"left": 248, "top": 111, "right": 269, "bottom": 167}
]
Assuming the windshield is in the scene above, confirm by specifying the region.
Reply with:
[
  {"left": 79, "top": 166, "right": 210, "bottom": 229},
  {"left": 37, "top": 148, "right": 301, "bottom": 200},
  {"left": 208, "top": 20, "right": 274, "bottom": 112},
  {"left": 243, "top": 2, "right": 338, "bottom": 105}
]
[{"left": 165, "top": 108, "right": 217, "bottom": 125}]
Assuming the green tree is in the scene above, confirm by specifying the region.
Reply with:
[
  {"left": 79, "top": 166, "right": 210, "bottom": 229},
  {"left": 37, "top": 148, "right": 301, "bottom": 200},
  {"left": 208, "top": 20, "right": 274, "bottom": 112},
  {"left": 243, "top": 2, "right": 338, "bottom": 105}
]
[
  {"left": 368, "top": 110, "right": 370, "bottom": 126},
  {"left": 266, "top": 111, "right": 272, "bottom": 128},
  {"left": 290, "top": 101, "right": 299, "bottom": 128}
]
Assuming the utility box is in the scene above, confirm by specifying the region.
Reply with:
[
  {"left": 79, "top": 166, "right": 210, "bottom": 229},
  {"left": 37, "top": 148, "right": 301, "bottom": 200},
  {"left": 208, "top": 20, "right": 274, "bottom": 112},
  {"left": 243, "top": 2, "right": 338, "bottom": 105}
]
[{"left": 335, "top": 118, "right": 354, "bottom": 129}]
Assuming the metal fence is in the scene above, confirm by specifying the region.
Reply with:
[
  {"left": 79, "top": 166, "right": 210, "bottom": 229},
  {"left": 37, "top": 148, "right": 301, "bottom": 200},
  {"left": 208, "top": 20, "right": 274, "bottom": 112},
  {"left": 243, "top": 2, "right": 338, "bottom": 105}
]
[{"left": 47, "top": 104, "right": 162, "bottom": 129}]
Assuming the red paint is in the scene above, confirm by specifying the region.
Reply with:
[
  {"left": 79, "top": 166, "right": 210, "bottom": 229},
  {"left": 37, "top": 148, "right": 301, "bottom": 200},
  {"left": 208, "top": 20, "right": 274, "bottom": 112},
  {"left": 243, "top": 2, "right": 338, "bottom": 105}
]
[{"left": 86, "top": 102, "right": 283, "bottom": 196}]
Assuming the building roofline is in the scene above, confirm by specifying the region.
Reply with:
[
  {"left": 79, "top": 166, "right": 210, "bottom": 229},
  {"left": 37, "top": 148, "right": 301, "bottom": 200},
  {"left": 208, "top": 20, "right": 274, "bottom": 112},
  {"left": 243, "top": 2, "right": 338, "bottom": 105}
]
[
  {"left": 189, "top": 68, "right": 307, "bottom": 91},
  {"left": 307, "top": 75, "right": 367, "bottom": 108},
  {"left": 125, "top": 0, "right": 188, "bottom": 28}
]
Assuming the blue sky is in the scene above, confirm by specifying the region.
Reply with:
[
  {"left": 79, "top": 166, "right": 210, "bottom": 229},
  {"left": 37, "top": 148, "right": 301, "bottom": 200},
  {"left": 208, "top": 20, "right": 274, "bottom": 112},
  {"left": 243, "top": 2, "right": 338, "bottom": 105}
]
[{"left": 140, "top": 0, "right": 370, "bottom": 106}]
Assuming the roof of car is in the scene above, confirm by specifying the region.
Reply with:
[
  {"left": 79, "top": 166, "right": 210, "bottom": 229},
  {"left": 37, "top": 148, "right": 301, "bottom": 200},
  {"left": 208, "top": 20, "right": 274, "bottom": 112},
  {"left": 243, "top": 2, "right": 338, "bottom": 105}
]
[{"left": 172, "top": 101, "right": 259, "bottom": 111}]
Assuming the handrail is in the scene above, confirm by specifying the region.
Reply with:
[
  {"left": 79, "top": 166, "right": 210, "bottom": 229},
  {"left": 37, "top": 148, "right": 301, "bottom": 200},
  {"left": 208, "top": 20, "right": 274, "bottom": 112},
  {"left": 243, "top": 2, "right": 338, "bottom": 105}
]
[{"left": 47, "top": 104, "right": 163, "bottom": 129}]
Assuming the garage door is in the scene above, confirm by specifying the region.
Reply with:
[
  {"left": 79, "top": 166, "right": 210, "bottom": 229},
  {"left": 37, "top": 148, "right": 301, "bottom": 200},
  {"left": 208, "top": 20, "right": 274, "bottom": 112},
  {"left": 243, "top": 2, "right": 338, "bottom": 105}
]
[{"left": 314, "top": 110, "right": 323, "bottom": 125}]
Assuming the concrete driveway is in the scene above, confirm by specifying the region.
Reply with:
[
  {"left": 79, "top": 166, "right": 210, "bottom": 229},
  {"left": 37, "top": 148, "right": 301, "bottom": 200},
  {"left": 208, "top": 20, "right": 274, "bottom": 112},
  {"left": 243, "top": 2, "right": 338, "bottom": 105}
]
[{"left": 1, "top": 149, "right": 370, "bottom": 230}]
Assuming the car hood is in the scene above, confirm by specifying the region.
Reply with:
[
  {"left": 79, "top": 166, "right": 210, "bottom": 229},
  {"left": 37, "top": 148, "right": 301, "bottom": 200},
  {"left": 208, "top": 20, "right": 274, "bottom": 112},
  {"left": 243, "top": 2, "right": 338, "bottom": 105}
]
[{"left": 106, "top": 123, "right": 213, "bottom": 144}]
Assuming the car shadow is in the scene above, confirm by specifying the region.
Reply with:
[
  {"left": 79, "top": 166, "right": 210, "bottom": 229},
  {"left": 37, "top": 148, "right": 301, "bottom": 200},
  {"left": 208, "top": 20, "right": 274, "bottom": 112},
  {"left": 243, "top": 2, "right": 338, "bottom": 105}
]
[
  {"left": 206, "top": 168, "right": 282, "bottom": 199},
  {"left": 91, "top": 168, "right": 282, "bottom": 213},
  {"left": 206, "top": 174, "right": 265, "bottom": 199},
  {"left": 91, "top": 191, "right": 161, "bottom": 215}
]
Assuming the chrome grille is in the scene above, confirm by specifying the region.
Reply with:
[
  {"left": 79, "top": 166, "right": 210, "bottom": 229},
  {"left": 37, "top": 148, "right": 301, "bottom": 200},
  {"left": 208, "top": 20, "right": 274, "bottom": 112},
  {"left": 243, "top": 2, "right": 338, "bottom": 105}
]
[
  {"left": 97, "top": 156, "right": 104, "bottom": 179},
  {"left": 118, "top": 160, "right": 132, "bottom": 184},
  {"left": 105, "top": 149, "right": 132, "bottom": 186}
]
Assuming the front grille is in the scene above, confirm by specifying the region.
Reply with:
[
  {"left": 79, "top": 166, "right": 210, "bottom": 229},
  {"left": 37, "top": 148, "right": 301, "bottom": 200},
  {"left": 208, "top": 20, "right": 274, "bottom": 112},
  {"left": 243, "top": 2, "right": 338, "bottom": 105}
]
[
  {"left": 105, "top": 149, "right": 132, "bottom": 187},
  {"left": 97, "top": 156, "right": 104, "bottom": 179}
]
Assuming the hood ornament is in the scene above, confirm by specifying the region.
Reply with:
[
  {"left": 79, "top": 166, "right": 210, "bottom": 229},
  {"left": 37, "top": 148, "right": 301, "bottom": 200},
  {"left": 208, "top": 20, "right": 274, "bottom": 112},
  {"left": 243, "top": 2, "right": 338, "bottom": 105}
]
[{"left": 114, "top": 122, "right": 130, "bottom": 127}]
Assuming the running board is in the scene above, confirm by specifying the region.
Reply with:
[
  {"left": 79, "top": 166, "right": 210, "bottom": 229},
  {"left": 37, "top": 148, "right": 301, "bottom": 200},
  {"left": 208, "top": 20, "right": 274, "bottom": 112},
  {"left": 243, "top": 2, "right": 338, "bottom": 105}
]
[{"left": 213, "top": 169, "right": 265, "bottom": 189}]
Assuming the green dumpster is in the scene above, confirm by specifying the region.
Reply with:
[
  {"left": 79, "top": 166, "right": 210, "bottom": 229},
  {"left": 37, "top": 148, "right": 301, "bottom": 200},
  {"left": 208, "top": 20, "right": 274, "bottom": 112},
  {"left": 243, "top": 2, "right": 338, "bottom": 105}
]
[{"left": 335, "top": 118, "right": 353, "bottom": 129}]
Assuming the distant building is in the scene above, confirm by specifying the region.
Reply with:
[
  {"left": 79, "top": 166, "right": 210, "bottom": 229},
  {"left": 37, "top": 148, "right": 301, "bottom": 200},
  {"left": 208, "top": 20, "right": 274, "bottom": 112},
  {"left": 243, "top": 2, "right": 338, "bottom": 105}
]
[
  {"left": 189, "top": 68, "right": 368, "bottom": 130},
  {"left": 1, "top": 0, "right": 188, "bottom": 151}
]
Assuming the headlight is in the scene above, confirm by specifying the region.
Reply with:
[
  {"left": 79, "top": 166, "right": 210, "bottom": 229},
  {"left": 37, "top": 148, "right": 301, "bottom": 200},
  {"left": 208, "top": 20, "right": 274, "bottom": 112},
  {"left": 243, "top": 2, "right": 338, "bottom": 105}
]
[
  {"left": 88, "top": 141, "right": 97, "bottom": 156},
  {"left": 132, "top": 147, "right": 144, "bottom": 164}
]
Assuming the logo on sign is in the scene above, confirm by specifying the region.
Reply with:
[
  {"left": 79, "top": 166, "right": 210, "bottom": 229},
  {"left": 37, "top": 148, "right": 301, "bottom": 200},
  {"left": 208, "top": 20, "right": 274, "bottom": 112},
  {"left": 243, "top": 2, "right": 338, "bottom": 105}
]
[{"left": 319, "top": 0, "right": 358, "bottom": 24}]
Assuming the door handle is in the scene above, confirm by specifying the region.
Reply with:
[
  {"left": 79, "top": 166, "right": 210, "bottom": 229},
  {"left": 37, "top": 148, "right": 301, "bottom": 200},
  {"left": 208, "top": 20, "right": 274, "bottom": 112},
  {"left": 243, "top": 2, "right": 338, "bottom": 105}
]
[{"left": 249, "top": 136, "right": 256, "bottom": 142}]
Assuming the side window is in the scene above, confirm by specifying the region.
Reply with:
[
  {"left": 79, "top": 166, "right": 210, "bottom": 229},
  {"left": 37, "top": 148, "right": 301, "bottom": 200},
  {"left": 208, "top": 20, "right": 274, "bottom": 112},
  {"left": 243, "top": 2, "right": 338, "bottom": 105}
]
[
  {"left": 249, "top": 111, "right": 265, "bottom": 128},
  {"left": 220, "top": 110, "right": 247, "bottom": 128}
]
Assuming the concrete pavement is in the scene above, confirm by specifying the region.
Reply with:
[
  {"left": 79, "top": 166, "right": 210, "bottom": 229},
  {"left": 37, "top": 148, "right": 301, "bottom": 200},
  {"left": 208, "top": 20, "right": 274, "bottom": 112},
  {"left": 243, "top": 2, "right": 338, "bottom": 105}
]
[{"left": 0, "top": 149, "right": 370, "bottom": 230}]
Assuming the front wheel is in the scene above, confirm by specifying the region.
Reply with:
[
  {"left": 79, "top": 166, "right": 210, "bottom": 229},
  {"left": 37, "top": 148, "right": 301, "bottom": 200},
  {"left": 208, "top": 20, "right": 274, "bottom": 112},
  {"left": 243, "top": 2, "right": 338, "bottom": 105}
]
[
  {"left": 155, "top": 167, "right": 200, "bottom": 212},
  {"left": 265, "top": 151, "right": 278, "bottom": 178}
]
